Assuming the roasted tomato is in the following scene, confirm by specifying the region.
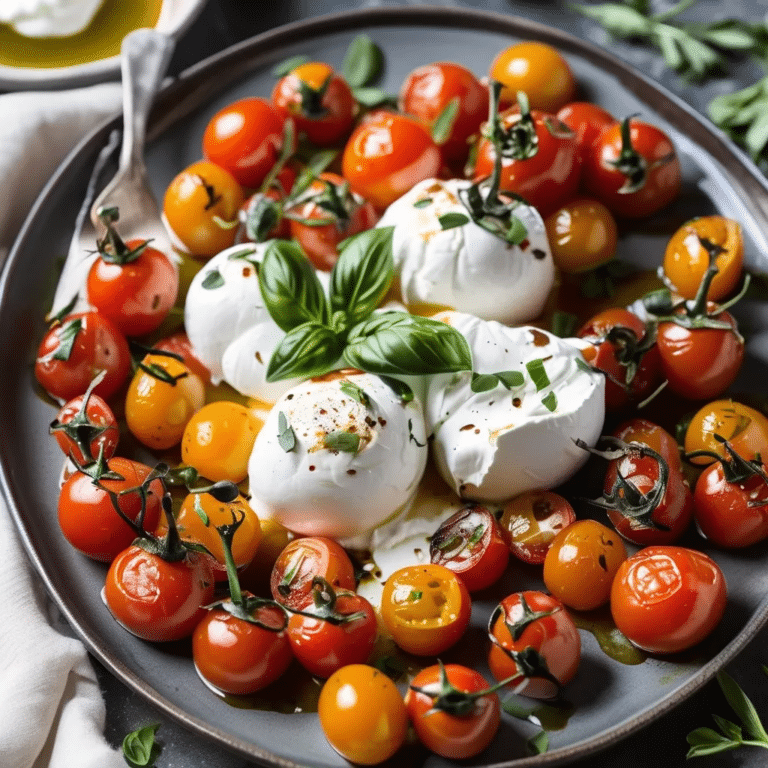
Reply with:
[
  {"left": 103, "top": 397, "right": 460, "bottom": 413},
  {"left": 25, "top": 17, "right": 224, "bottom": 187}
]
[
  {"left": 610, "top": 545, "right": 727, "bottom": 654},
  {"left": 487, "top": 590, "right": 581, "bottom": 700},
  {"left": 429, "top": 504, "right": 509, "bottom": 592},
  {"left": 556, "top": 101, "right": 616, "bottom": 164},
  {"left": 380, "top": 563, "right": 471, "bottom": 656}
]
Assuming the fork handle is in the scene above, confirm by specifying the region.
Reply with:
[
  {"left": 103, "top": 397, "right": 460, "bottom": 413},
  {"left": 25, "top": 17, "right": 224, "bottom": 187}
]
[{"left": 119, "top": 29, "right": 176, "bottom": 175}]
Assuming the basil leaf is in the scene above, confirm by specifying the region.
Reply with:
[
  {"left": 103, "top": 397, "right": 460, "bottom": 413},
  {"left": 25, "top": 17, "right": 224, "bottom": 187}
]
[
  {"left": 266, "top": 322, "right": 343, "bottom": 382},
  {"left": 431, "top": 97, "right": 460, "bottom": 145},
  {"left": 351, "top": 86, "right": 397, "bottom": 107},
  {"left": 527, "top": 730, "right": 549, "bottom": 755},
  {"left": 343, "top": 34, "right": 384, "bottom": 87},
  {"left": 541, "top": 391, "right": 558, "bottom": 412},
  {"left": 49, "top": 317, "right": 82, "bottom": 362},
  {"left": 330, "top": 227, "right": 395, "bottom": 328},
  {"left": 122, "top": 723, "right": 160, "bottom": 767},
  {"left": 324, "top": 430, "right": 361, "bottom": 453},
  {"left": 272, "top": 54, "right": 309, "bottom": 78},
  {"left": 526, "top": 359, "right": 550, "bottom": 391},
  {"left": 344, "top": 313, "right": 472, "bottom": 375},
  {"left": 496, "top": 370, "right": 525, "bottom": 389},
  {"left": 259, "top": 239, "right": 329, "bottom": 332},
  {"left": 379, "top": 374, "right": 414, "bottom": 403},
  {"left": 471, "top": 373, "right": 499, "bottom": 393},
  {"left": 201, "top": 268, "right": 224, "bottom": 290},
  {"left": 413, "top": 197, "right": 432, "bottom": 209},
  {"left": 439, "top": 212, "right": 470, "bottom": 230}
]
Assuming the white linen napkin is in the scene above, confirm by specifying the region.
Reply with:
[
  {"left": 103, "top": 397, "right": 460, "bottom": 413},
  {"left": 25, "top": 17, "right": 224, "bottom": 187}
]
[{"left": 0, "top": 82, "right": 127, "bottom": 768}]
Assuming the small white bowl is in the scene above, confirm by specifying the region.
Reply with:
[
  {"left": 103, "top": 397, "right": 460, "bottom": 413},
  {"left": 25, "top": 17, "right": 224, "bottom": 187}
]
[{"left": 0, "top": 0, "right": 208, "bottom": 90}]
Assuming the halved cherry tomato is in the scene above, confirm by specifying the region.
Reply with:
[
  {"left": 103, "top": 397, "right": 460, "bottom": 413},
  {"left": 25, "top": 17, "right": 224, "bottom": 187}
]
[
  {"left": 380, "top": 563, "right": 471, "bottom": 656},
  {"left": 341, "top": 111, "right": 442, "bottom": 210},
  {"left": 490, "top": 41, "right": 576, "bottom": 113},
  {"left": 556, "top": 101, "right": 615, "bottom": 164},
  {"left": 318, "top": 664, "right": 409, "bottom": 765},
  {"left": 272, "top": 62, "right": 355, "bottom": 147},
  {"left": 202, "top": 97, "right": 289, "bottom": 189},
  {"left": 487, "top": 590, "right": 580, "bottom": 700},
  {"left": 406, "top": 663, "right": 501, "bottom": 759},
  {"left": 429, "top": 504, "right": 509, "bottom": 592},
  {"left": 543, "top": 519, "right": 628, "bottom": 610},
  {"left": 270, "top": 536, "right": 356, "bottom": 611},
  {"left": 498, "top": 490, "right": 576, "bottom": 565},
  {"left": 610, "top": 545, "right": 727, "bottom": 654},
  {"left": 35, "top": 311, "right": 131, "bottom": 403},
  {"left": 58, "top": 456, "right": 163, "bottom": 562}
]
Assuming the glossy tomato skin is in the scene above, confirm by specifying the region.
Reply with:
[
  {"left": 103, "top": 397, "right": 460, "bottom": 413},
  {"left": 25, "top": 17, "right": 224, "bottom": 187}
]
[
  {"left": 473, "top": 106, "right": 580, "bottom": 217},
  {"left": 202, "top": 97, "right": 289, "bottom": 188},
  {"left": 380, "top": 563, "right": 471, "bottom": 656},
  {"left": 153, "top": 331, "right": 211, "bottom": 383},
  {"left": 270, "top": 537, "right": 356, "bottom": 611},
  {"left": 429, "top": 505, "right": 509, "bottom": 592},
  {"left": 341, "top": 111, "right": 442, "bottom": 210},
  {"left": 192, "top": 598, "right": 292, "bottom": 695},
  {"left": 104, "top": 545, "right": 215, "bottom": 642},
  {"left": 583, "top": 118, "right": 681, "bottom": 219},
  {"left": 51, "top": 388, "right": 119, "bottom": 465},
  {"left": 86, "top": 240, "right": 178, "bottom": 338},
  {"left": 58, "top": 457, "right": 163, "bottom": 562},
  {"left": 610, "top": 545, "right": 727, "bottom": 654},
  {"left": 498, "top": 490, "right": 576, "bottom": 565},
  {"left": 318, "top": 664, "right": 409, "bottom": 765},
  {"left": 35, "top": 311, "right": 131, "bottom": 403},
  {"left": 406, "top": 664, "right": 501, "bottom": 759},
  {"left": 556, "top": 101, "right": 615, "bottom": 164},
  {"left": 488, "top": 590, "right": 580, "bottom": 700},
  {"left": 399, "top": 61, "right": 488, "bottom": 169},
  {"left": 272, "top": 62, "right": 355, "bottom": 147}
]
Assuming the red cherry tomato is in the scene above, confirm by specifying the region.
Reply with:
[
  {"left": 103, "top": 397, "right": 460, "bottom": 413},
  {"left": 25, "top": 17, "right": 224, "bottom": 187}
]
[
  {"left": 399, "top": 61, "right": 488, "bottom": 169},
  {"left": 104, "top": 544, "right": 215, "bottom": 641},
  {"left": 35, "top": 311, "right": 131, "bottom": 403},
  {"left": 487, "top": 590, "right": 581, "bottom": 700},
  {"left": 341, "top": 111, "right": 442, "bottom": 210},
  {"left": 286, "top": 579, "right": 377, "bottom": 678},
  {"left": 429, "top": 505, "right": 509, "bottom": 592},
  {"left": 202, "top": 97, "right": 289, "bottom": 189},
  {"left": 583, "top": 116, "right": 681, "bottom": 218},
  {"left": 405, "top": 663, "right": 501, "bottom": 759},
  {"left": 498, "top": 490, "right": 576, "bottom": 565},
  {"left": 58, "top": 457, "right": 163, "bottom": 562},
  {"left": 152, "top": 331, "right": 211, "bottom": 383},
  {"left": 556, "top": 101, "right": 615, "bottom": 164},
  {"left": 272, "top": 62, "right": 355, "bottom": 147},
  {"left": 192, "top": 596, "right": 292, "bottom": 695},
  {"left": 270, "top": 536, "right": 356, "bottom": 611},
  {"left": 610, "top": 545, "right": 727, "bottom": 654}
]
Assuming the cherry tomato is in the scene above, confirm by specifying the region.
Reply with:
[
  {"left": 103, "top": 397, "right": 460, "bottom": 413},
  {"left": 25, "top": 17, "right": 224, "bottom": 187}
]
[
  {"left": 614, "top": 417, "right": 683, "bottom": 472},
  {"left": 286, "top": 580, "right": 377, "bottom": 678},
  {"left": 583, "top": 116, "right": 681, "bottom": 219},
  {"left": 429, "top": 505, "right": 509, "bottom": 592},
  {"left": 286, "top": 172, "right": 379, "bottom": 271},
  {"left": 406, "top": 663, "right": 501, "bottom": 759},
  {"left": 399, "top": 61, "right": 488, "bottom": 169},
  {"left": 270, "top": 536, "right": 356, "bottom": 611},
  {"left": 498, "top": 490, "right": 576, "bottom": 565},
  {"left": 490, "top": 41, "right": 576, "bottom": 113},
  {"left": 380, "top": 563, "right": 471, "bottom": 656},
  {"left": 543, "top": 519, "right": 628, "bottom": 610},
  {"left": 318, "top": 664, "right": 409, "bottom": 765},
  {"left": 610, "top": 545, "right": 727, "bottom": 654},
  {"left": 684, "top": 399, "right": 768, "bottom": 466},
  {"left": 163, "top": 159, "right": 245, "bottom": 258},
  {"left": 544, "top": 197, "right": 618, "bottom": 274},
  {"left": 473, "top": 102, "right": 580, "bottom": 217},
  {"left": 341, "top": 111, "right": 442, "bottom": 210},
  {"left": 663, "top": 215, "right": 744, "bottom": 302},
  {"left": 193, "top": 595, "right": 292, "bottom": 695},
  {"left": 35, "top": 311, "right": 131, "bottom": 403},
  {"left": 272, "top": 62, "right": 355, "bottom": 147},
  {"left": 181, "top": 400, "right": 262, "bottom": 483},
  {"left": 58, "top": 457, "right": 163, "bottom": 562},
  {"left": 104, "top": 544, "right": 215, "bottom": 642},
  {"left": 153, "top": 331, "right": 211, "bottom": 383},
  {"left": 487, "top": 590, "right": 580, "bottom": 700},
  {"left": 236, "top": 164, "right": 298, "bottom": 243},
  {"left": 578, "top": 308, "right": 662, "bottom": 412},
  {"left": 238, "top": 517, "right": 294, "bottom": 595},
  {"left": 556, "top": 101, "right": 615, "bottom": 164},
  {"left": 202, "top": 97, "right": 289, "bottom": 188},
  {"left": 125, "top": 353, "right": 205, "bottom": 450}
]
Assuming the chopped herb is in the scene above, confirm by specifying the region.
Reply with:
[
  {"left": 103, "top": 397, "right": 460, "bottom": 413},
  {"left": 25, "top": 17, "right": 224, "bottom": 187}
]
[
  {"left": 526, "top": 359, "right": 550, "bottom": 391},
  {"left": 339, "top": 379, "right": 370, "bottom": 406},
  {"left": 438, "top": 212, "right": 471, "bottom": 230},
  {"left": 496, "top": 370, "right": 525, "bottom": 389},
  {"left": 408, "top": 418, "right": 426, "bottom": 447},
  {"left": 277, "top": 411, "right": 296, "bottom": 452},
  {"left": 431, "top": 97, "right": 460, "bottom": 145},
  {"left": 193, "top": 494, "right": 209, "bottom": 527},
  {"left": 325, "top": 431, "right": 361, "bottom": 453},
  {"left": 542, "top": 391, "right": 558, "bottom": 412},
  {"left": 409, "top": 590, "right": 423, "bottom": 601},
  {"left": 272, "top": 54, "right": 309, "bottom": 78},
  {"left": 343, "top": 34, "right": 384, "bottom": 87},
  {"left": 413, "top": 197, "right": 432, "bottom": 209},
  {"left": 201, "top": 268, "right": 224, "bottom": 290},
  {"left": 471, "top": 372, "right": 500, "bottom": 393}
]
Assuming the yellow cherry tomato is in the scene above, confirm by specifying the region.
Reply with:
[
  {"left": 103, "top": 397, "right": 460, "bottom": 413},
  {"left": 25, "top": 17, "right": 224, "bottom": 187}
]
[
  {"left": 181, "top": 400, "right": 263, "bottom": 483},
  {"left": 663, "top": 215, "right": 743, "bottom": 301},
  {"left": 684, "top": 399, "right": 768, "bottom": 466},
  {"left": 318, "top": 664, "right": 408, "bottom": 765},
  {"left": 490, "top": 41, "right": 576, "bottom": 113},
  {"left": 544, "top": 198, "right": 618, "bottom": 274},
  {"left": 125, "top": 354, "right": 205, "bottom": 450}
]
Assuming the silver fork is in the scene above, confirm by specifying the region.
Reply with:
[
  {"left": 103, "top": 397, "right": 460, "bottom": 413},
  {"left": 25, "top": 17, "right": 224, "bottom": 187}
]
[{"left": 51, "top": 29, "right": 175, "bottom": 318}]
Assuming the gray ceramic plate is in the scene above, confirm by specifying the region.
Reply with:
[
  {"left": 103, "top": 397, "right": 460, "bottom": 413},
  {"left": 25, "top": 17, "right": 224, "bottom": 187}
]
[{"left": 4, "top": 7, "right": 768, "bottom": 768}]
